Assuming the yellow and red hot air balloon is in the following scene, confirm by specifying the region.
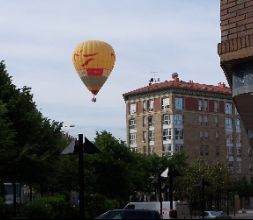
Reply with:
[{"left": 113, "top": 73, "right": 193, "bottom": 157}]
[{"left": 72, "top": 40, "right": 116, "bottom": 102}]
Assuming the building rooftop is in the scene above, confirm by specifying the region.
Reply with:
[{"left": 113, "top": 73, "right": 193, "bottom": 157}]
[{"left": 123, "top": 73, "right": 231, "bottom": 100}]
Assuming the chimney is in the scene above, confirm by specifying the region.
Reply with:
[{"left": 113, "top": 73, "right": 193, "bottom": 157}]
[{"left": 172, "top": 72, "right": 179, "bottom": 81}]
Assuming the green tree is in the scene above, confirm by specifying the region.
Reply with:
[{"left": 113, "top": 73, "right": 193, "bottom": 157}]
[
  {"left": 0, "top": 61, "right": 67, "bottom": 194},
  {"left": 0, "top": 101, "right": 16, "bottom": 181}
]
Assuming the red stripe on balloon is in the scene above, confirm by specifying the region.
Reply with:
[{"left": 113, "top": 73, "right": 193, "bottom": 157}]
[
  {"left": 83, "top": 53, "right": 98, "bottom": 57},
  {"left": 86, "top": 68, "right": 103, "bottom": 76},
  {"left": 82, "top": 58, "right": 94, "bottom": 66}
]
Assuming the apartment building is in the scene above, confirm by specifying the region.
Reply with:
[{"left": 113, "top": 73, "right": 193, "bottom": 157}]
[{"left": 123, "top": 73, "right": 251, "bottom": 178}]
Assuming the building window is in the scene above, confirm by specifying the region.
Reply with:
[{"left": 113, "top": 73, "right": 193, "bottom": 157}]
[
  {"left": 203, "top": 115, "right": 208, "bottom": 125},
  {"left": 148, "top": 100, "right": 154, "bottom": 111},
  {"left": 129, "top": 118, "right": 136, "bottom": 129},
  {"left": 226, "top": 133, "right": 233, "bottom": 145},
  {"left": 199, "top": 115, "right": 208, "bottom": 125},
  {"left": 235, "top": 118, "right": 241, "bottom": 132},
  {"left": 214, "top": 101, "right": 219, "bottom": 112},
  {"left": 175, "top": 144, "right": 183, "bottom": 152},
  {"left": 225, "top": 118, "right": 233, "bottom": 129},
  {"left": 204, "top": 131, "right": 208, "bottom": 140},
  {"left": 148, "top": 116, "right": 154, "bottom": 126},
  {"left": 162, "top": 114, "right": 171, "bottom": 125},
  {"left": 130, "top": 103, "right": 136, "bottom": 114},
  {"left": 129, "top": 133, "right": 137, "bottom": 145},
  {"left": 200, "top": 131, "right": 208, "bottom": 140},
  {"left": 163, "top": 144, "right": 172, "bottom": 152},
  {"left": 149, "top": 130, "right": 155, "bottom": 141},
  {"left": 198, "top": 115, "right": 202, "bottom": 125},
  {"left": 174, "top": 114, "right": 183, "bottom": 125},
  {"left": 143, "top": 116, "right": 147, "bottom": 126},
  {"left": 236, "top": 133, "right": 241, "bottom": 144},
  {"left": 237, "top": 147, "right": 242, "bottom": 156},
  {"left": 225, "top": 102, "right": 233, "bottom": 114},
  {"left": 148, "top": 145, "right": 154, "bottom": 154},
  {"left": 163, "top": 128, "right": 172, "bottom": 140},
  {"left": 200, "top": 131, "right": 204, "bottom": 140},
  {"left": 143, "top": 131, "right": 147, "bottom": 143},
  {"left": 227, "top": 147, "right": 233, "bottom": 156},
  {"left": 162, "top": 97, "right": 170, "bottom": 110},
  {"left": 198, "top": 100, "right": 208, "bottom": 111},
  {"left": 143, "top": 99, "right": 154, "bottom": 112},
  {"left": 215, "top": 131, "right": 219, "bottom": 140},
  {"left": 130, "top": 147, "right": 137, "bottom": 152},
  {"left": 214, "top": 116, "right": 219, "bottom": 127},
  {"left": 174, "top": 128, "right": 183, "bottom": 140},
  {"left": 175, "top": 97, "right": 183, "bottom": 110}
]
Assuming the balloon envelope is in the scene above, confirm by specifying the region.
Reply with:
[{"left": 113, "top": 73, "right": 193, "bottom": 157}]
[{"left": 72, "top": 40, "right": 116, "bottom": 96}]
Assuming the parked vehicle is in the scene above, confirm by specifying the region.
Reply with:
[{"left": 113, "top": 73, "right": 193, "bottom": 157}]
[
  {"left": 192, "top": 210, "right": 231, "bottom": 219},
  {"left": 95, "top": 209, "right": 161, "bottom": 219},
  {"left": 3, "top": 183, "right": 24, "bottom": 205},
  {"left": 124, "top": 201, "right": 177, "bottom": 219}
]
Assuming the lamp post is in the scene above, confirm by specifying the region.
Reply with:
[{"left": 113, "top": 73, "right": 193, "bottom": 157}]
[
  {"left": 200, "top": 178, "right": 209, "bottom": 220},
  {"left": 160, "top": 166, "right": 180, "bottom": 219},
  {"left": 167, "top": 167, "right": 180, "bottom": 210},
  {"left": 62, "top": 133, "right": 100, "bottom": 220},
  {"left": 77, "top": 134, "right": 85, "bottom": 220}
]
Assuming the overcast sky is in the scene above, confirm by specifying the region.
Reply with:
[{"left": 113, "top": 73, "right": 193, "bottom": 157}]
[{"left": 0, "top": 0, "right": 226, "bottom": 142}]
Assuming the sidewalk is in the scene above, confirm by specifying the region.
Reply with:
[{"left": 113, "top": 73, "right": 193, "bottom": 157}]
[{"left": 230, "top": 209, "right": 253, "bottom": 219}]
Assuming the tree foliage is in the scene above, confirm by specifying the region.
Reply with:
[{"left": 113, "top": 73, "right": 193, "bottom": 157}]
[{"left": 0, "top": 61, "right": 67, "bottom": 190}]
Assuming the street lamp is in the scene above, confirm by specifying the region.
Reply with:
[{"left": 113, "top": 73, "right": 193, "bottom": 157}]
[{"left": 62, "top": 133, "right": 100, "bottom": 219}]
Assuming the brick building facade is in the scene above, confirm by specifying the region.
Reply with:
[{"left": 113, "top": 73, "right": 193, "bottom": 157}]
[
  {"left": 123, "top": 74, "right": 251, "bottom": 178},
  {"left": 218, "top": 0, "right": 253, "bottom": 61},
  {"left": 218, "top": 0, "right": 253, "bottom": 150}
]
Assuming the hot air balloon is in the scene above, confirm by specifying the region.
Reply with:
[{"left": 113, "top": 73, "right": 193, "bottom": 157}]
[{"left": 72, "top": 40, "right": 116, "bottom": 102}]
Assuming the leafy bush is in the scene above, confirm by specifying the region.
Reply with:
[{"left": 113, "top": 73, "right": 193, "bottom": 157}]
[
  {"left": 0, "top": 197, "right": 12, "bottom": 219},
  {"left": 85, "top": 194, "right": 120, "bottom": 219},
  {"left": 23, "top": 195, "right": 78, "bottom": 219}
]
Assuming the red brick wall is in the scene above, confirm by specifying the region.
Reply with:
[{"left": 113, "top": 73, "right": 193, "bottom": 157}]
[
  {"left": 185, "top": 97, "right": 198, "bottom": 111},
  {"left": 219, "top": 101, "right": 225, "bottom": 114},
  {"left": 154, "top": 98, "right": 161, "bottom": 112},
  {"left": 137, "top": 101, "right": 143, "bottom": 114},
  {"left": 209, "top": 100, "right": 214, "bottom": 112},
  {"left": 218, "top": 0, "right": 253, "bottom": 60}
]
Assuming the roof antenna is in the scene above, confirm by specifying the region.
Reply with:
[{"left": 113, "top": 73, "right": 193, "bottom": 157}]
[{"left": 149, "top": 71, "right": 160, "bottom": 86}]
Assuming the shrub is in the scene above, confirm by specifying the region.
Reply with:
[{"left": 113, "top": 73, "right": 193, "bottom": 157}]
[
  {"left": 0, "top": 197, "right": 12, "bottom": 219},
  {"left": 23, "top": 195, "right": 78, "bottom": 219},
  {"left": 85, "top": 194, "right": 120, "bottom": 219}
]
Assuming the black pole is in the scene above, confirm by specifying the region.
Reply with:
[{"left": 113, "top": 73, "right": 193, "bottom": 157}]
[
  {"left": 169, "top": 172, "right": 173, "bottom": 210},
  {"left": 226, "top": 191, "right": 229, "bottom": 216},
  {"left": 78, "top": 134, "right": 84, "bottom": 220},
  {"left": 12, "top": 182, "right": 17, "bottom": 218},
  {"left": 159, "top": 176, "right": 163, "bottom": 216},
  {"left": 201, "top": 179, "right": 205, "bottom": 220}
]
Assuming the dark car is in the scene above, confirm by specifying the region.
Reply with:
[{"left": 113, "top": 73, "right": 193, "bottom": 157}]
[
  {"left": 95, "top": 209, "right": 161, "bottom": 219},
  {"left": 192, "top": 210, "right": 231, "bottom": 219}
]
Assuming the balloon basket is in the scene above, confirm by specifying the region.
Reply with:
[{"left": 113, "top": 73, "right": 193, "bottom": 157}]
[{"left": 91, "top": 97, "right": 96, "bottom": 102}]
